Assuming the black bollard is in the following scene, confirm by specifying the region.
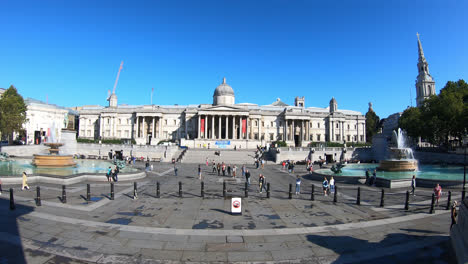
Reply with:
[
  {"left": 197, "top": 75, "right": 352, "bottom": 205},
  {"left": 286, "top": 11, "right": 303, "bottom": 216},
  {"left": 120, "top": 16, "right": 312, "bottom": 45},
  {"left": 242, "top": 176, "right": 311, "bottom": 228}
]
[
  {"left": 223, "top": 181, "right": 226, "bottom": 199},
  {"left": 86, "top": 184, "right": 91, "bottom": 202},
  {"left": 446, "top": 191, "right": 451, "bottom": 210},
  {"left": 201, "top": 181, "right": 205, "bottom": 198},
  {"left": 110, "top": 183, "right": 115, "bottom": 200},
  {"left": 133, "top": 182, "right": 138, "bottom": 199},
  {"left": 288, "top": 184, "right": 292, "bottom": 199},
  {"left": 156, "top": 181, "right": 160, "bottom": 198},
  {"left": 310, "top": 184, "right": 315, "bottom": 201},
  {"left": 429, "top": 193, "right": 435, "bottom": 214},
  {"left": 404, "top": 191, "right": 409, "bottom": 211},
  {"left": 36, "top": 186, "right": 41, "bottom": 206},
  {"left": 379, "top": 189, "right": 385, "bottom": 208},
  {"left": 62, "top": 185, "right": 67, "bottom": 203},
  {"left": 244, "top": 182, "right": 248, "bottom": 198},
  {"left": 267, "top": 183, "right": 270, "bottom": 198},
  {"left": 9, "top": 188, "right": 15, "bottom": 210},
  {"left": 333, "top": 186, "right": 338, "bottom": 203},
  {"left": 179, "top": 181, "right": 182, "bottom": 198},
  {"left": 356, "top": 187, "right": 361, "bottom": 205}
]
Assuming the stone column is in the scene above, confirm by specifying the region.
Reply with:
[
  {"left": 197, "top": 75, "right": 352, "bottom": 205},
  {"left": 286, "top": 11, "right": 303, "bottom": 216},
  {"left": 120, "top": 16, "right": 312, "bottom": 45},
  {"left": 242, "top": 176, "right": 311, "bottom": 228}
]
[
  {"left": 226, "top": 116, "right": 229, "bottom": 139},
  {"left": 218, "top": 116, "right": 221, "bottom": 139},
  {"left": 239, "top": 117, "right": 243, "bottom": 139},
  {"left": 331, "top": 120, "right": 334, "bottom": 142},
  {"left": 211, "top": 115, "right": 215, "bottom": 139},
  {"left": 158, "top": 117, "right": 162, "bottom": 138},
  {"left": 152, "top": 117, "right": 155, "bottom": 141},
  {"left": 142, "top": 117, "right": 146, "bottom": 142},
  {"left": 283, "top": 119, "right": 287, "bottom": 141},
  {"left": 232, "top": 116, "right": 236, "bottom": 140},
  {"left": 246, "top": 117, "right": 250, "bottom": 140},
  {"left": 185, "top": 116, "right": 188, "bottom": 139},
  {"left": 356, "top": 119, "right": 359, "bottom": 142},
  {"left": 197, "top": 115, "right": 201, "bottom": 139},
  {"left": 204, "top": 115, "right": 208, "bottom": 139},
  {"left": 99, "top": 116, "right": 103, "bottom": 138},
  {"left": 301, "top": 120, "right": 304, "bottom": 142}
]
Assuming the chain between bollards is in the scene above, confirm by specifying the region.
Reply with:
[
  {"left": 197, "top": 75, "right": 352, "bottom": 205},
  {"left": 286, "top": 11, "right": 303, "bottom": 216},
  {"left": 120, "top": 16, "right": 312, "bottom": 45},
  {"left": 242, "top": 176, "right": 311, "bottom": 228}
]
[
  {"left": 333, "top": 186, "right": 338, "bottom": 203},
  {"left": 110, "top": 182, "right": 115, "bottom": 200},
  {"left": 356, "top": 187, "right": 361, "bottom": 205},
  {"left": 446, "top": 191, "right": 451, "bottom": 210},
  {"left": 9, "top": 188, "right": 15, "bottom": 210},
  {"left": 86, "top": 184, "right": 91, "bottom": 202},
  {"left": 404, "top": 190, "right": 409, "bottom": 211},
  {"left": 379, "top": 189, "right": 385, "bottom": 208},
  {"left": 267, "top": 183, "right": 270, "bottom": 198},
  {"left": 244, "top": 182, "right": 248, "bottom": 198},
  {"left": 36, "top": 186, "right": 41, "bottom": 206},
  {"left": 310, "top": 184, "right": 314, "bottom": 201},
  {"left": 179, "top": 181, "right": 182, "bottom": 198},
  {"left": 62, "top": 185, "right": 67, "bottom": 204},
  {"left": 288, "top": 184, "right": 292, "bottom": 199},
  {"left": 201, "top": 181, "right": 204, "bottom": 198},
  {"left": 429, "top": 193, "right": 435, "bottom": 214}
]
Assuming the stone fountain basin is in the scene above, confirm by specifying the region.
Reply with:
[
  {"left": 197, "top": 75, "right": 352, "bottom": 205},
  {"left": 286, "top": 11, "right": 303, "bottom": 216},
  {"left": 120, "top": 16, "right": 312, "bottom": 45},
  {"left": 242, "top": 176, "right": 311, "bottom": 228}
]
[
  {"left": 33, "top": 154, "right": 77, "bottom": 167},
  {"left": 377, "top": 160, "right": 418, "bottom": 172}
]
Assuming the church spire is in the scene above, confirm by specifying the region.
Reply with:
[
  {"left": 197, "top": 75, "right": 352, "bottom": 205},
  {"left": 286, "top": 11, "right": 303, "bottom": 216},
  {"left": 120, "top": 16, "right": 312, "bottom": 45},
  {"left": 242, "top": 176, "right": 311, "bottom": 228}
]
[
  {"left": 417, "top": 32, "right": 426, "bottom": 63},
  {"left": 415, "top": 33, "right": 436, "bottom": 107}
]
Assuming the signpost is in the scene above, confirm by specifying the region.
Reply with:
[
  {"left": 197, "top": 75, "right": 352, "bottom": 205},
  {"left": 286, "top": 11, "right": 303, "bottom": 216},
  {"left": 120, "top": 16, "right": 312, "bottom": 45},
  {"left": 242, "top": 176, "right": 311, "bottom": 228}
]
[
  {"left": 215, "top": 140, "right": 231, "bottom": 149},
  {"left": 231, "top": 197, "right": 242, "bottom": 215}
]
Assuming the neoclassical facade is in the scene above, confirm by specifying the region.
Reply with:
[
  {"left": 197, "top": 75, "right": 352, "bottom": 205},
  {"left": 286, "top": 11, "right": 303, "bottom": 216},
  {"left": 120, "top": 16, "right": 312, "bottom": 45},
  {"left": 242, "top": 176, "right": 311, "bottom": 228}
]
[{"left": 77, "top": 78, "right": 366, "bottom": 148}]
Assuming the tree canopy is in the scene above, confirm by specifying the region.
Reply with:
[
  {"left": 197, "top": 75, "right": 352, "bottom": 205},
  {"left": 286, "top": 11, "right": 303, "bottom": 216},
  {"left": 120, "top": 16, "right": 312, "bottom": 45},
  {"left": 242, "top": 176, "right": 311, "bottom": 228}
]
[
  {"left": 0, "top": 85, "right": 27, "bottom": 142},
  {"left": 399, "top": 79, "right": 468, "bottom": 147},
  {"left": 365, "top": 108, "right": 380, "bottom": 143}
]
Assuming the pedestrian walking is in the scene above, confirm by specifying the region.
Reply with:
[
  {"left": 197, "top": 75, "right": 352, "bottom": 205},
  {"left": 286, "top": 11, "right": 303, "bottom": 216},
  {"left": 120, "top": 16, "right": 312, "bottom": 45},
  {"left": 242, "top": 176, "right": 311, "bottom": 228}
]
[
  {"left": 222, "top": 163, "right": 226, "bottom": 176},
  {"left": 227, "top": 165, "right": 231, "bottom": 176},
  {"left": 106, "top": 166, "right": 112, "bottom": 182},
  {"left": 174, "top": 165, "right": 178, "bottom": 176},
  {"left": 212, "top": 162, "right": 217, "bottom": 173},
  {"left": 261, "top": 159, "right": 265, "bottom": 169},
  {"left": 329, "top": 176, "right": 335, "bottom": 194},
  {"left": 245, "top": 169, "right": 251, "bottom": 186},
  {"left": 206, "top": 158, "right": 209, "bottom": 166},
  {"left": 295, "top": 175, "right": 301, "bottom": 195},
  {"left": 22, "top": 172, "right": 30, "bottom": 190},
  {"left": 410, "top": 175, "right": 416, "bottom": 196},
  {"left": 198, "top": 164, "right": 202, "bottom": 180},
  {"left": 232, "top": 165, "right": 237, "bottom": 178},
  {"left": 365, "top": 169, "right": 370, "bottom": 185},
  {"left": 217, "top": 163, "right": 221, "bottom": 176},
  {"left": 282, "top": 161, "right": 286, "bottom": 170},
  {"left": 112, "top": 166, "right": 119, "bottom": 182},
  {"left": 322, "top": 177, "right": 329, "bottom": 196},
  {"left": 242, "top": 165, "right": 246, "bottom": 177},
  {"left": 434, "top": 183, "right": 442, "bottom": 206},
  {"left": 258, "top": 174, "right": 265, "bottom": 193}
]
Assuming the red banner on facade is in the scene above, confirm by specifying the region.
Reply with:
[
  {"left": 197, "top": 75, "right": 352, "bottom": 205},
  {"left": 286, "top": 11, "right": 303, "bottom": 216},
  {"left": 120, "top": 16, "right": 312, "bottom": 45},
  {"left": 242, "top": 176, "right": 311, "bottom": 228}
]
[
  {"left": 242, "top": 118, "right": 246, "bottom": 134},
  {"left": 201, "top": 118, "right": 205, "bottom": 133}
]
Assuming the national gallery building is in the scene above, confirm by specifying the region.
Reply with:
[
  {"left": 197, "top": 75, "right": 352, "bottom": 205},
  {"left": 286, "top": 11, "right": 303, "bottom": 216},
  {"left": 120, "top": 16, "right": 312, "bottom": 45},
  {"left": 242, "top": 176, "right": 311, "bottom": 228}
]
[{"left": 77, "top": 78, "right": 366, "bottom": 148}]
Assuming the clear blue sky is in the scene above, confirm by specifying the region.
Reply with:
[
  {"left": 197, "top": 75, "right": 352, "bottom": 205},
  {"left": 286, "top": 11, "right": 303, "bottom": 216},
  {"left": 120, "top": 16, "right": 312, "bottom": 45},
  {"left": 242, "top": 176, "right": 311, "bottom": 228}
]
[{"left": 0, "top": 0, "right": 466, "bottom": 118}]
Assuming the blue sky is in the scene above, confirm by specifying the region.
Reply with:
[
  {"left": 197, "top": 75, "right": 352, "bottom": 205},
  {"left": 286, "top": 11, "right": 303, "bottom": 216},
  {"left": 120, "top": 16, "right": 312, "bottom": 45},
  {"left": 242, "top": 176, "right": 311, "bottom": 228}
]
[{"left": 0, "top": 0, "right": 466, "bottom": 118}]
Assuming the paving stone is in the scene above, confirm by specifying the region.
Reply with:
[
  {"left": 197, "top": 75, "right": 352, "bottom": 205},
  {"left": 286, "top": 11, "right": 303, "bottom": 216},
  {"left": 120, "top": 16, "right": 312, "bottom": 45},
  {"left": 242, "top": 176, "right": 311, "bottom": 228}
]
[{"left": 226, "top": 235, "right": 244, "bottom": 243}]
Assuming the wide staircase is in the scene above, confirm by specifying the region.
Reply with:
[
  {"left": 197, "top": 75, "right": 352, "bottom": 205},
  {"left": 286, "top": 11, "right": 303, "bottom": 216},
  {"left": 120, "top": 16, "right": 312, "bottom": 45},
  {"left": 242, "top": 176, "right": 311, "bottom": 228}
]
[{"left": 181, "top": 149, "right": 256, "bottom": 165}]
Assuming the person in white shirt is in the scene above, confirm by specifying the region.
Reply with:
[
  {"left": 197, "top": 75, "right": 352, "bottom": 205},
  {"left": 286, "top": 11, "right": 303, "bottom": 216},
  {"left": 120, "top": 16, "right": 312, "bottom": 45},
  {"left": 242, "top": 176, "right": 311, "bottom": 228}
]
[{"left": 330, "top": 177, "right": 335, "bottom": 194}]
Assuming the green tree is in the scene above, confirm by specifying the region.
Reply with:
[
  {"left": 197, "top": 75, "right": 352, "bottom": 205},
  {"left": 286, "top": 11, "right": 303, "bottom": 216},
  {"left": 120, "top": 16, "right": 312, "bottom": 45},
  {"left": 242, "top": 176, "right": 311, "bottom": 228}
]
[
  {"left": 398, "top": 106, "right": 423, "bottom": 139},
  {"left": 0, "top": 85, "right": 27, "bottom": 143},
  {"left": 365, "top": 108, "right": 380, "bottom": 143}
]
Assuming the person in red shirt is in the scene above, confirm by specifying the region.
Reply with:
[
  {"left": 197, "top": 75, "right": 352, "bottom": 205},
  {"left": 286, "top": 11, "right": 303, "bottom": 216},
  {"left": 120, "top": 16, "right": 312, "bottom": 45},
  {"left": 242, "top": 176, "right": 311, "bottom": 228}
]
[{"left": 434, "top": 183, "right": 442, "bottom": 206}]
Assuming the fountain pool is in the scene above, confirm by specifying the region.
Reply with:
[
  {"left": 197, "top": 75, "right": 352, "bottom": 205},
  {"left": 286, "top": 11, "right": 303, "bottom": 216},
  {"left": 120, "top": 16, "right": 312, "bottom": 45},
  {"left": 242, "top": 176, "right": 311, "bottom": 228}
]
[
  {"left": 316, "top": 163, "right": 464, "bottom": 181},
  {"left": 0, "top": 159, "right": 138, "bottom": 177}
]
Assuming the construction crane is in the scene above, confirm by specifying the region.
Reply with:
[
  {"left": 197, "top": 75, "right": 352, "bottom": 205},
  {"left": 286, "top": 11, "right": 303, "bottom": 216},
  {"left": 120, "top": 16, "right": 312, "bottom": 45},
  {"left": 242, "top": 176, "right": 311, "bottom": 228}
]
[{"left": 107, "top": 61, "right": 124, "bottom": 102}]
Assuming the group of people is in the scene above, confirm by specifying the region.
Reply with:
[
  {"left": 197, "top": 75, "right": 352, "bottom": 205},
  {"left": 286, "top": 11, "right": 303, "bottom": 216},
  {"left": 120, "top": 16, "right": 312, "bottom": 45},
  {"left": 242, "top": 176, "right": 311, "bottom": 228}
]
[
  {"left": 210, "top": 161, "right": 238, "bottom": 178},
  {"left": 281, "top": 160, "right": 296, "bottom": 173},
  {"left": 106, "top": 166, "right": 119, "bottom": 182},
  {"left": 322, "top": 176, "right": 335, "bottom": 196}
]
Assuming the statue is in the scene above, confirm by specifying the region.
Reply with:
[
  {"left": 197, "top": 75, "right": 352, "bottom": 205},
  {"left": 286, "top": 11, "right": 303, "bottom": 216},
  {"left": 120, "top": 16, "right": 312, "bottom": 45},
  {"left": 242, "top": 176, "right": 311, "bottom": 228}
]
[
  {"left": 64, "top": 114, "right": 69, "bottom": 129},
  {"left": 330, "top": 163, "right": 346, "bottom": 174}
]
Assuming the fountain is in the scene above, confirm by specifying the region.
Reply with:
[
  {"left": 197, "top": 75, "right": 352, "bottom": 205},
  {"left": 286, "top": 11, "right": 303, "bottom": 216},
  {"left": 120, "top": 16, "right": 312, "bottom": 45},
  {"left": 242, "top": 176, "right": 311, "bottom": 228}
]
[
  {"left": 32, "top": 123, "right": 76, "bottom": 167},
  {"left": 377, "top": 128, "right": 418, "bottom": 171}
]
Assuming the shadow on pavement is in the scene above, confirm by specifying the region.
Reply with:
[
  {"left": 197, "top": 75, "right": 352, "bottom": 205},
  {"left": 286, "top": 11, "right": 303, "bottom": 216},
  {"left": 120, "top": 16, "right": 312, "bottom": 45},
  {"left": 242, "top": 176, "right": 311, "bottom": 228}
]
[{"left": 0, "top": 189, "right": 35, "bottom": 263}]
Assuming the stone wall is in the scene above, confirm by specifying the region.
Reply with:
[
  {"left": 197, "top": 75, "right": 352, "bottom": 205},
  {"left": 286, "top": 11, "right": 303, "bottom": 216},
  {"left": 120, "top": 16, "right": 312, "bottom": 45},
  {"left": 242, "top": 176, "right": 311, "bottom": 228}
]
[
  {"left": 414, "top": 151, "right": 466, "bottom": 165},
  {"left": 270, "top": 147, "right": 373, "bottom": 164},
  {"left": 1, "top": 145, "right": 48, "bottom": 156}
]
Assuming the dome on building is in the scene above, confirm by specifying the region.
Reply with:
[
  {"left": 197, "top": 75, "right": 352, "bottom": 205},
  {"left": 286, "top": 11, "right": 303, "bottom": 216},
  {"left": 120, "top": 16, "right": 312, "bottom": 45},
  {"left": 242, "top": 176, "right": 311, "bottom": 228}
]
[
  {"left": 213, "top": 77, "right": 235, "bottom": 105},
  {"left": 213, "top": 77, "right": 234, "bottom": 96}
]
